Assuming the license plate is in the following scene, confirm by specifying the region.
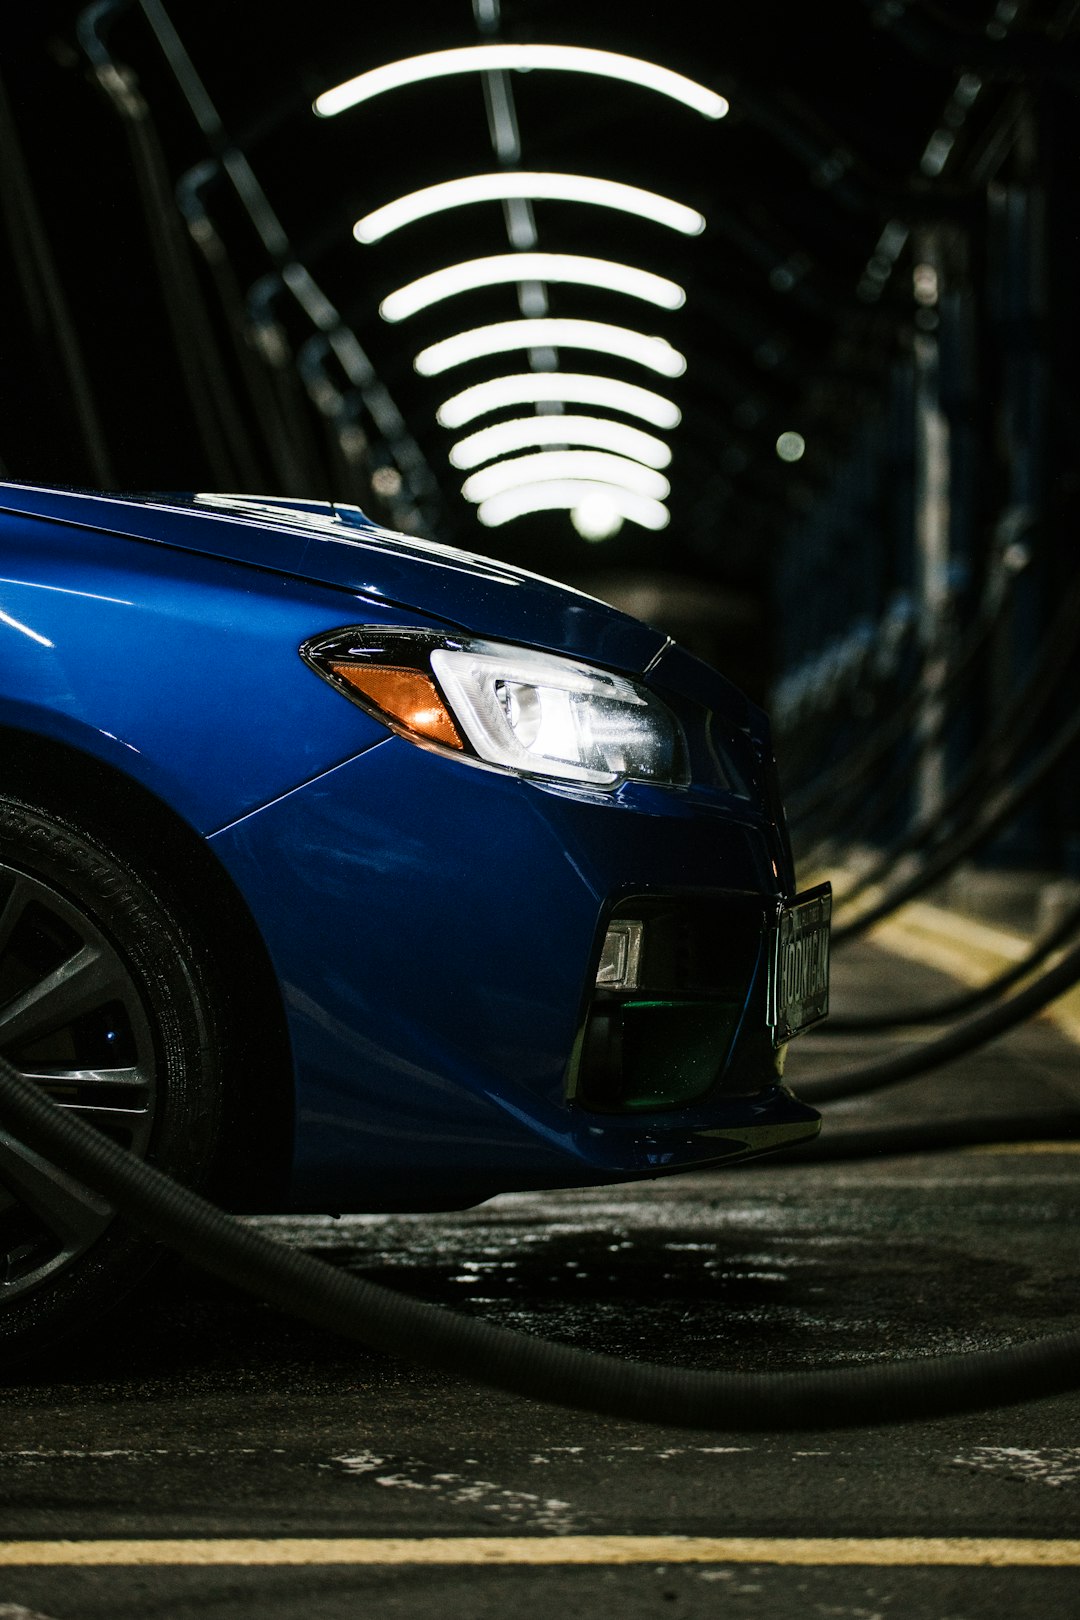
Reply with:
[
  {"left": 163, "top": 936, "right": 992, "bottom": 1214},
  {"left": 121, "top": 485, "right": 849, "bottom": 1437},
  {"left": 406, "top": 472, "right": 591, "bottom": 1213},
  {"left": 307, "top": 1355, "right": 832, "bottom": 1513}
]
[{"left": 768, "top": 882, "right": 832, "bottom": 1043}]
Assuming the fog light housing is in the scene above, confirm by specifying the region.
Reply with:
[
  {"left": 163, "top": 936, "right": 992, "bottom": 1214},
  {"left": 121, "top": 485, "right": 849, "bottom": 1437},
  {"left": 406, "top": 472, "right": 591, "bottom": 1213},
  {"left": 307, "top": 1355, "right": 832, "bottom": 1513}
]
[
  {"left": 571, "top": 895, "right": 767, "bottom": 1113},
  {"left": 595, "top": 919, "right": 644, "bottom": 989}
]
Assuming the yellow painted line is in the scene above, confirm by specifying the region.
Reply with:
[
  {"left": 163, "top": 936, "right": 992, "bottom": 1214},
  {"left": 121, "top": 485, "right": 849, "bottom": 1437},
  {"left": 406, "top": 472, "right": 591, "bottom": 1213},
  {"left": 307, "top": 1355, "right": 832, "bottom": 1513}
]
[
  {"left": 1, "top": 1537, "right": 1080, "bottom": 1567},
  {"left": 964, "top": 1141, "right": 1080, "bottom": 1155},
  {"left": 846, "top": 897, "right": 1080, "bottom": 1046},
  {"left": 875, "top": 902, "right": 1031, "bottom": 963},
  {"left": 867, "top": 908, "right": 1029, "bottom": 988}
]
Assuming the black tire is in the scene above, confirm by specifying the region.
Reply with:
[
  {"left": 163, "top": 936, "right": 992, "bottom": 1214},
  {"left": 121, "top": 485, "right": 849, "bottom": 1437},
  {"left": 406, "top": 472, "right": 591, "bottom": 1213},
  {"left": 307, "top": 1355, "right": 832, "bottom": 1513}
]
[{"left": 0, "top": 796, "right": 226, "bottom": 1362}]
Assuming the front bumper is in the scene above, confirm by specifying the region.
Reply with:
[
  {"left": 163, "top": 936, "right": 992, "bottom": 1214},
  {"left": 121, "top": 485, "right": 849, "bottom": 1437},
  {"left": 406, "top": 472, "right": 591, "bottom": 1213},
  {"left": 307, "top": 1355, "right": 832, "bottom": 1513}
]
[{"left": 209, "top": 731, "right": 820, "bottom": 1212}]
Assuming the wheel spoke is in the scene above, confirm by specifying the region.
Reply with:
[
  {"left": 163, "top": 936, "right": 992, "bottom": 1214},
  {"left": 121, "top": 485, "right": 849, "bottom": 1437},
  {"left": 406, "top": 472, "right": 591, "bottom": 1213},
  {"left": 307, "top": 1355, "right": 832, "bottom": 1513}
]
[
  {"left": 0, "top": 1128, "right": 112, "bottom": 1255},
  {"left": 0, "top": 942, "right": 128, "bottom": 1049},
  {"left": 0, "top": 872, "right": 32, "bottom": 959},
  {"left": 44, "top": 1103, "right": 147, "bottom": 1134},
  {"left": 24, "top": 1067, "right": 153, "bottom": 1146},
  {"left": 24, "top": 1066, "right": 152, "bottom": 1107},
  {"left": 0, "top": 841, "right": 169, "bottom": 1304}
]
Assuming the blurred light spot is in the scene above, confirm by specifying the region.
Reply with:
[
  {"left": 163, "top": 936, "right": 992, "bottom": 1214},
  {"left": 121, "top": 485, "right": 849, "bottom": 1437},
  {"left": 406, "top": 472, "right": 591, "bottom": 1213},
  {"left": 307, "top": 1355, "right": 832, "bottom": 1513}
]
[
  {"left": 813, "top": 150, "right": 851, "bottom": 187},
  {"left": 338, "top": 424, "right": 368, "bottom": 462},
  {"left": 518, "top": 280, "right": 548, "bottom": 317},
  {"left": 876, "top": 219, "right": 910, "bottom": 260},
  {"left": 371, "top": 467, "right": 402, "bottom": 497},
  {"left": 920, "top": 130, "right": 955, "bottom": 177},
  {"left": 571, "top": 493, "right": 625, "bottom": 541},
  {"left": 913, "top": 263, "right": 939, "bottom": 305},
  {"left": 986, "top": 1, "right": 1017, "bottom": 36},
  {"left": 776, "top": 432, "right": 806, "bottom": 462}
]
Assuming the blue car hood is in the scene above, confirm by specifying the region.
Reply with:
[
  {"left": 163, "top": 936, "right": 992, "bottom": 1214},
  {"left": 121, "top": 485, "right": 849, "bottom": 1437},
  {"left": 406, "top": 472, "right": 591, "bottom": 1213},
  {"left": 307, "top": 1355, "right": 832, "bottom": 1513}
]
[{"left": 0, "top": 484, "right": 667, "bottom": 675}]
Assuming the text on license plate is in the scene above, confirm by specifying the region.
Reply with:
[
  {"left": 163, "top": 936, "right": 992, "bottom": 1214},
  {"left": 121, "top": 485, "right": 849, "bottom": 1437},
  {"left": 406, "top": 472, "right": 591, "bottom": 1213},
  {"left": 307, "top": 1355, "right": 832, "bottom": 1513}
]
[{"left": 768, "top": 882, "right": 832, "bottom": 1044}]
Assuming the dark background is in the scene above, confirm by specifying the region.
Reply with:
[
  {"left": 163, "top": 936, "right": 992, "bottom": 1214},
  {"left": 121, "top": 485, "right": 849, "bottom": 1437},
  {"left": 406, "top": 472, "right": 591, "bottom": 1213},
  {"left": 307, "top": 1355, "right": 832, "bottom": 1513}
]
[{"left": 1, "top": 0, "right": 1078, "bottom": 866}]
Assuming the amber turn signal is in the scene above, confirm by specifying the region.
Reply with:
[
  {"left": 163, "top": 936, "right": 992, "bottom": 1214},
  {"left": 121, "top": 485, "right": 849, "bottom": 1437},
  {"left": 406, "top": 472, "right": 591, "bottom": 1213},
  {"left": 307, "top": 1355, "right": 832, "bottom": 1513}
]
[{"left": 329, "top": 663, "right": 464, "bottom": 748}]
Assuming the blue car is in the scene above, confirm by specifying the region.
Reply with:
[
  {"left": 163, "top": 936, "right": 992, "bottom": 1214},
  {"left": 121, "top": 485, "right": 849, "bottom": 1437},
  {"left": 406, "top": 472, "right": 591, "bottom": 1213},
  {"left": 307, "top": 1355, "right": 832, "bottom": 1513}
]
[{"left": 0, "top": 482, "right": 829, "bottom": 1356}]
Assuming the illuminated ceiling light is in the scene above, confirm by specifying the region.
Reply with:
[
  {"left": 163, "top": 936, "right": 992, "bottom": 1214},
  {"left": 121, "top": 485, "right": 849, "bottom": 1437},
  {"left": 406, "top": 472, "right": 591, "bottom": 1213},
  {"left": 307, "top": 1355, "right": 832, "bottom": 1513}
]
[
  {"left": 437, "top": 372, "right": 682, "bottom": 430},
  {"left": 354, "top": 174, "right": 705, "bottom": 244},
  {"left": 570, "top": 492, "right": 625, "bottom": 541},
  {"left": 775, "top": 431, "right": 806, "bottom": 462},
  {"left": 416, "top": 319, "right": 686, "bottom": 378},
  {"left": 477, "top": 481, "right": 670, "bottom": 531},
  {"left": 380, "top": 254, "right": 685, "bottom": 322},
  {"left": 314, "top": 45, "right": 729, "bottom": 122},
  {"left": 461, "top": 451, "right": 670, "bottom": 504},
  {"left": 450, "top": 414, "right": 671, "bottom": 471}
]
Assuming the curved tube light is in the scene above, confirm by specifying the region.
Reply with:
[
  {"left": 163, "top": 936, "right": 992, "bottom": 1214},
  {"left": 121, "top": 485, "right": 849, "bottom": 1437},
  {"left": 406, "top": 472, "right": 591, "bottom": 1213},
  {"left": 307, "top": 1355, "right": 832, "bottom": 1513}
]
[
  {"left": 354, "top": 174, "right": 705, "bottom": 244},
  {"left": 380, "top": 253, "right": 685, "bottom": 322},
  {"left": 314, "top": 45, "right": 729, "bottom": 122},
  {"left": 437, "top": 372, "right": 682, "bottom": 430},
  {"left": 461, "top": 451, "right": 670, "bottom": 504},
  {"left": 476, "top": 481, "right": 670, "bottom": 531},
  {"left": 415, "top": 319, "right": 686, "bottom": 379},
  {"left": 450, "top": 414, "right": 671, "bottom": 471}
]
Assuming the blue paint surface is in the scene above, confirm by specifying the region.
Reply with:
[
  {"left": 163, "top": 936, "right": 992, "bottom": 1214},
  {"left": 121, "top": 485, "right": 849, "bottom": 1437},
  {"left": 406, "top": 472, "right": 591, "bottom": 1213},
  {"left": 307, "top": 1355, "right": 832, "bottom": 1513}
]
[{"left": 0, "top": 484, "right": 817, "bottom": 1209}]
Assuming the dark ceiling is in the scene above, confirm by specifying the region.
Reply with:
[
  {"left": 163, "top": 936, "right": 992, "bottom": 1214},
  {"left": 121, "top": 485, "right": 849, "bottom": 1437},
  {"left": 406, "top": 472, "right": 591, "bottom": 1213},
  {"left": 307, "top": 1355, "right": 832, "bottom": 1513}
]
[{"left": 2, "top": 1, "right": 1075, "bottom": 643}]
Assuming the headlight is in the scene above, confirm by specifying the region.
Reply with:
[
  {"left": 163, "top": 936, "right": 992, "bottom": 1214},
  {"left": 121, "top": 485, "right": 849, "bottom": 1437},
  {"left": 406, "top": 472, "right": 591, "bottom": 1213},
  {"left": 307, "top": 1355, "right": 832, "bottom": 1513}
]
[{"left": 301, "top": 627, "right": 688, "bottom": 788}]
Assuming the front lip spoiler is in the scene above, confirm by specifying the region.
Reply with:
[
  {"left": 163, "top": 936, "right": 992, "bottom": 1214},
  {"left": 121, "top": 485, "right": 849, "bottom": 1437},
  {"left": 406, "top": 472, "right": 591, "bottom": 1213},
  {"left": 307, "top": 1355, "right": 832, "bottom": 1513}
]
[
  {"left": 494, "top": 1082, "right": 822, "bottom": 1181},
  {"left": 621, "top": 1096, "right": 822, "bottom": 1175}
]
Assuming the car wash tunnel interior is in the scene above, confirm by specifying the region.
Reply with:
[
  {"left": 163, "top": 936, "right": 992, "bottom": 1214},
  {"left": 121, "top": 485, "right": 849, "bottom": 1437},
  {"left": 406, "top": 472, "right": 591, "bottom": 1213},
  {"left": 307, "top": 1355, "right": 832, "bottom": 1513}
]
[{"left": 1, "top": 2, "right": 1080, "bottom": 1616}]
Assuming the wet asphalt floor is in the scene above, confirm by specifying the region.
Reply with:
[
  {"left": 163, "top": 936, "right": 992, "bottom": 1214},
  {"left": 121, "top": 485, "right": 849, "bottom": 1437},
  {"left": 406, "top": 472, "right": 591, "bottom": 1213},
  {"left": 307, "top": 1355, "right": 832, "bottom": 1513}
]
[{"left": 1, "top": 937, "right": 1079, "bottom": 1619}]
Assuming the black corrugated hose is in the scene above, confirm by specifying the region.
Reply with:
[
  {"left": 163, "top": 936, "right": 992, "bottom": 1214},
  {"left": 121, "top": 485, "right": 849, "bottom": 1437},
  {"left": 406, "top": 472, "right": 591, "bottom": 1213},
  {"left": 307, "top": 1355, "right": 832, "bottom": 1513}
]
[
  {"left": 760, "top": 921, "right": 1080, "bottom": 1160},
  {"left": 798, "top": 934, "right": 1080, "bottom": 1103},
  {"left": 792, "top": 561, "right": 1080, "bottom": 854},
  {"left": 2, "top": 1042, "right": 1080, "bottom": 1432},
  {"left": 829, "top": 699, "right": 1080, "bottom": 945},
  {"left": 826, "top": 894, "right": 1080, "bottom": 1032}
]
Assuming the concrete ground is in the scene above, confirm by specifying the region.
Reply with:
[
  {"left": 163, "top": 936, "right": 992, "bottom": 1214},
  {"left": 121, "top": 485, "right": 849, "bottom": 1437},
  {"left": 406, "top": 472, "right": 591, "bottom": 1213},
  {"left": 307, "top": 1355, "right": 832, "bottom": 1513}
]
[{"left": 0, "top": 915, "right": 1078, "bottom": 1619}]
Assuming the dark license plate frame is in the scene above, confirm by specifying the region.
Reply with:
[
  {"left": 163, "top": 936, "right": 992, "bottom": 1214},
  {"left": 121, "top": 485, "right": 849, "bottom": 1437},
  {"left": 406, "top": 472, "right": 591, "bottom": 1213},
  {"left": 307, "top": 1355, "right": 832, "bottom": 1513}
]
[{"left": 768, "top": 881, "right": 832, "bottom": 1044}]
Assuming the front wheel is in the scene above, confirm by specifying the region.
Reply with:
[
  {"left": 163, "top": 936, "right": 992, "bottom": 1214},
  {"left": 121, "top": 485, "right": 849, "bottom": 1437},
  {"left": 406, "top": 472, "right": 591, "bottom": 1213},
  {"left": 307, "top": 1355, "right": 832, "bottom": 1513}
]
[{"left": 0, "top": 798, "right": 225, "bottom": 1362}]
